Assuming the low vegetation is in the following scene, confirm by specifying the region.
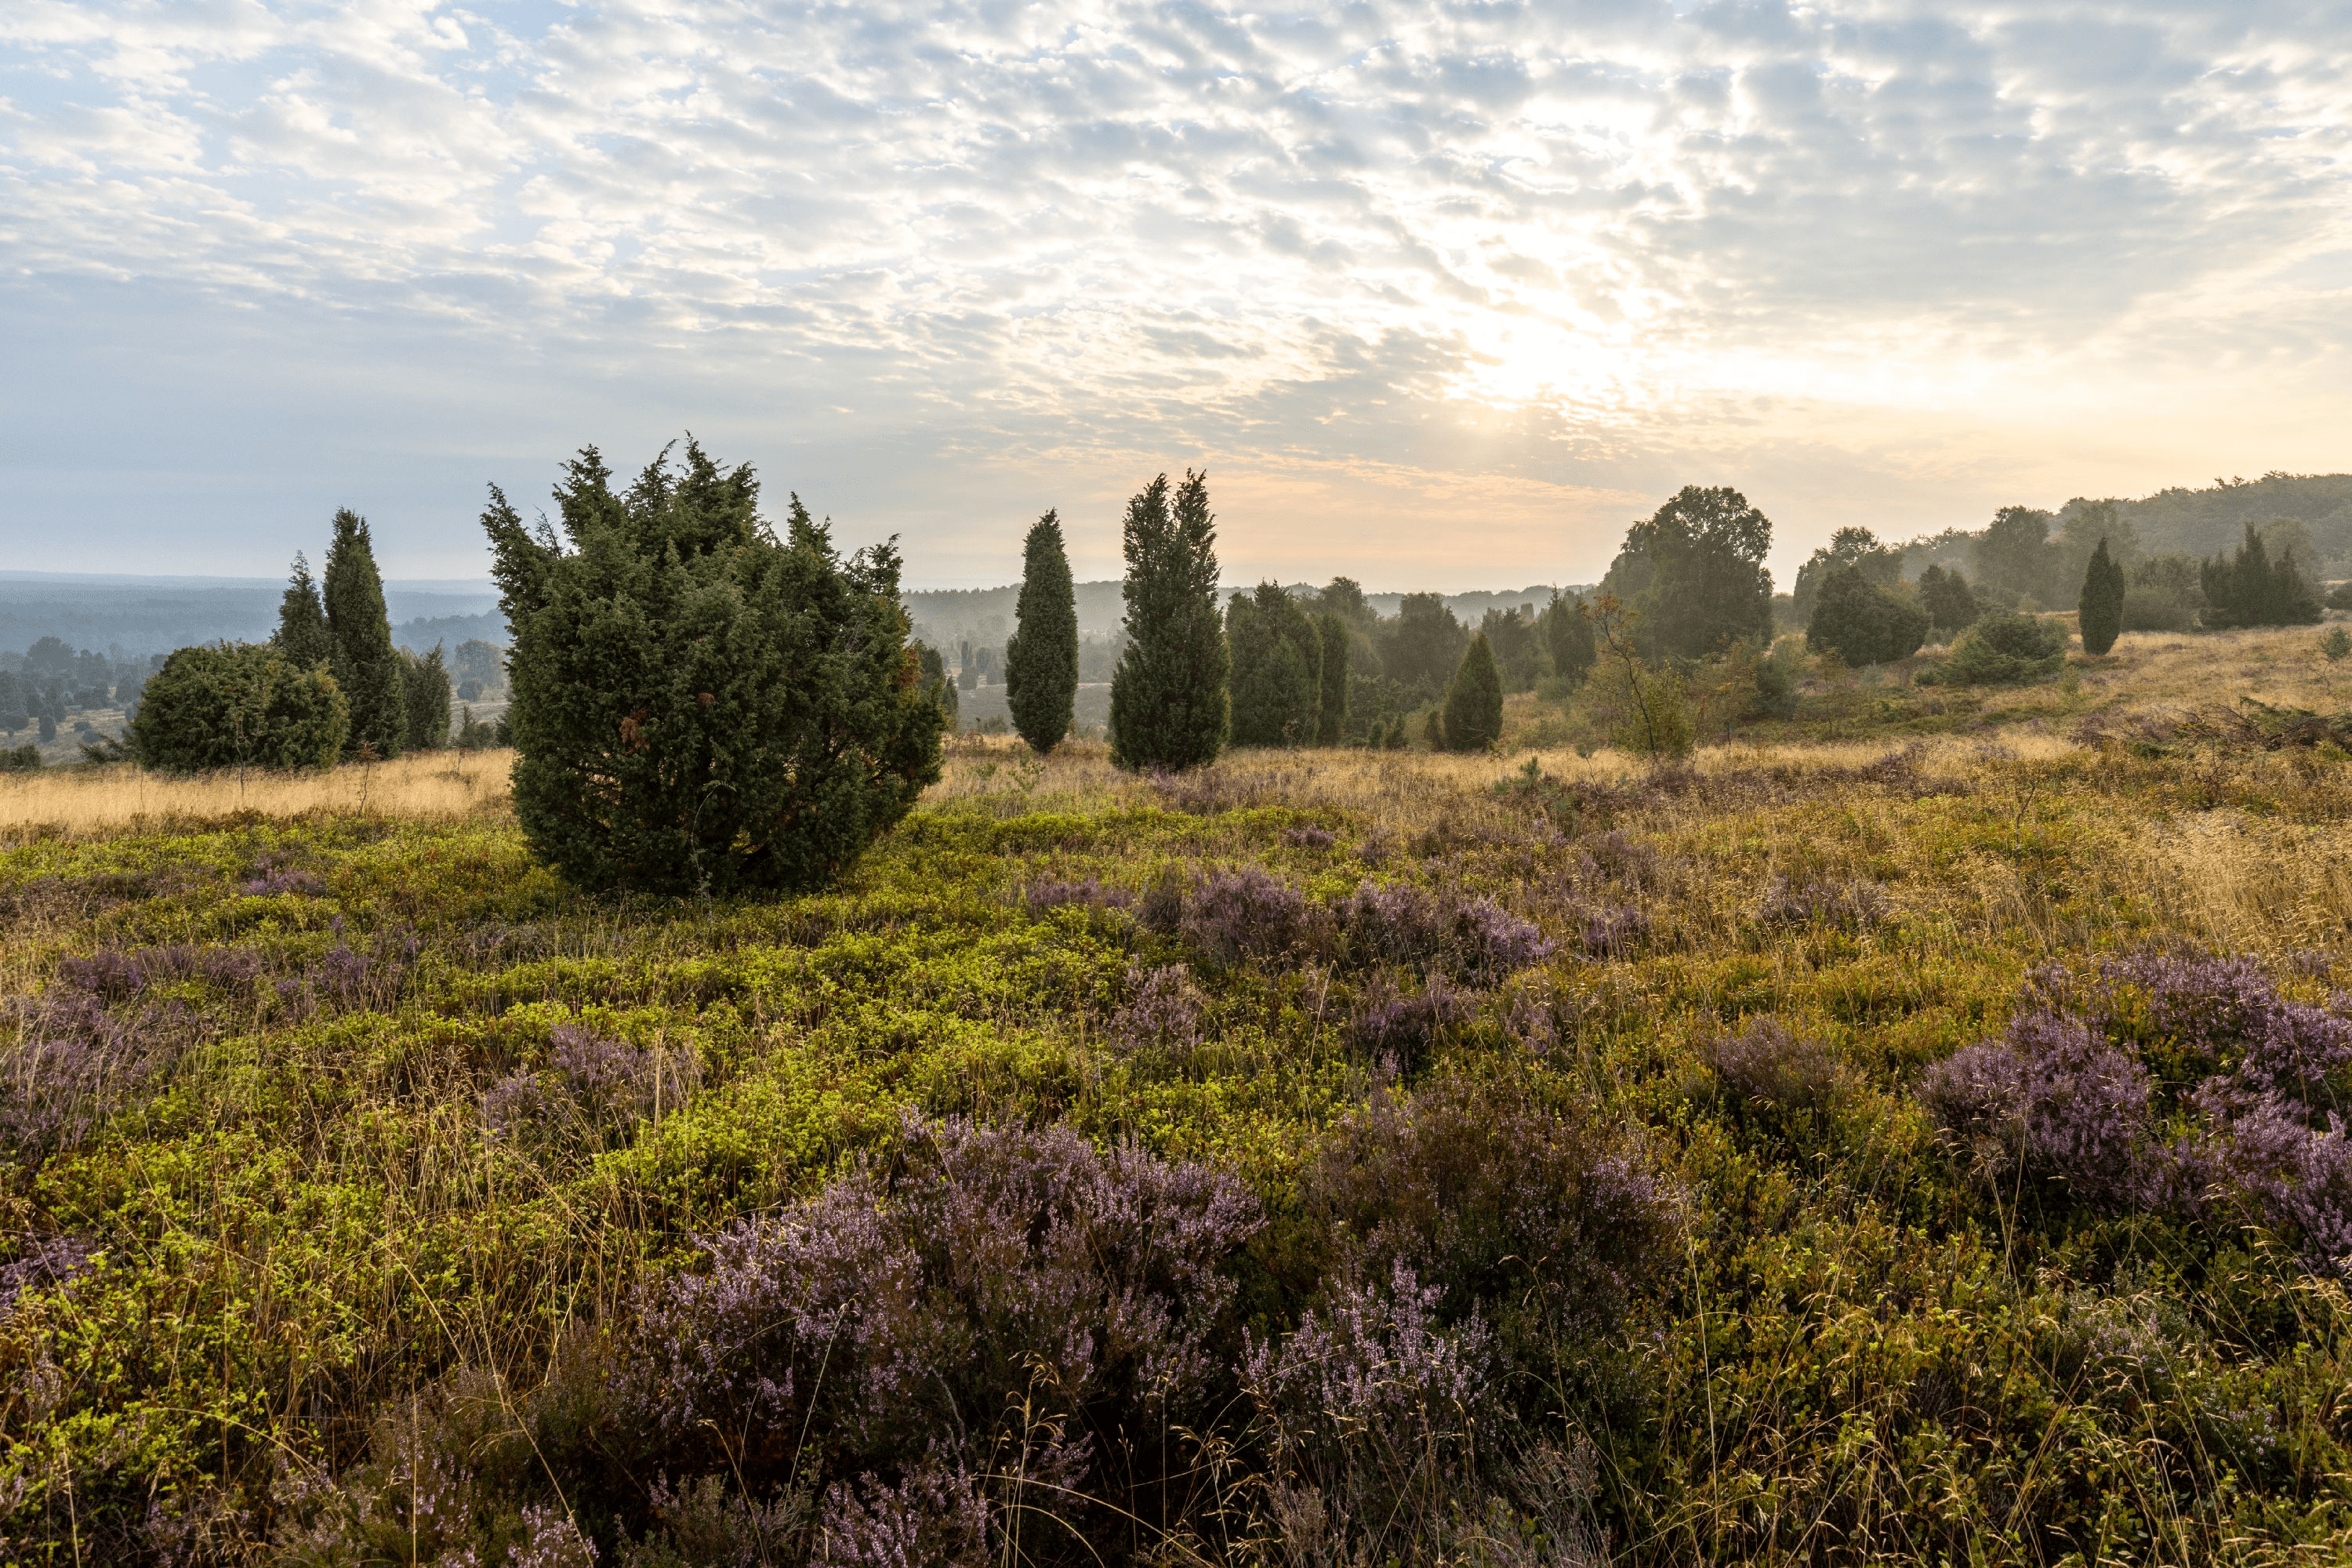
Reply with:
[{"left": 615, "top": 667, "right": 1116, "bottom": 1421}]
[{"left": 0, "top": 618, "right": 2348, "bottom": 1564}]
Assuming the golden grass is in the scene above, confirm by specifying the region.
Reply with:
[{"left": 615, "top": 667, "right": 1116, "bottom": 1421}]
[{"left": 0, "top": 749, "right": 517, "bottom": 837}]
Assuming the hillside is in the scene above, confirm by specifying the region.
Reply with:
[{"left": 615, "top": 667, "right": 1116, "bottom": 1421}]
[{"left": 1, "top": 622, "right": 2350, "bottom": 1562}]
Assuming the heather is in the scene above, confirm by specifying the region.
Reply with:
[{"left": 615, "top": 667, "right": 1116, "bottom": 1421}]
[{"left": 2, "top": 682, "right": 2351, "bottom": 1561}]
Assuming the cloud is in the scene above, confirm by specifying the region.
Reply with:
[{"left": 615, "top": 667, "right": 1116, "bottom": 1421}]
[{"left": 2, "top": 0, "right": 2349, "bottom": 584}]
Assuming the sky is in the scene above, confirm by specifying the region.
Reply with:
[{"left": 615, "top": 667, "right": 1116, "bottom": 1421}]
[{"left": 2, "top": 1, "right": 2350, "bottom": 590}]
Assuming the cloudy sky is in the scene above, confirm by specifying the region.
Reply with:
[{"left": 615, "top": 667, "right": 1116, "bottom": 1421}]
[{"left": 3, "top": 0, "right": 2349, "bottom": 589}]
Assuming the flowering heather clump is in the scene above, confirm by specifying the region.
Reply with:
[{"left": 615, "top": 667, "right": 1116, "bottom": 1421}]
[
  {"left": 2096, "top": 950, "right": 2352, "bottom": 1102},
  {"left": 57, "top": 943, "right": 260, "bottom": 1000},
  {"left": 0, "top": 992, "right": 193, "bottom": 1152},
  {"left": 812, "top": 1462, "right": 989, "bottom": 1568},
  {"left": 1304, "top": 1075, "right": 1676, "bottom": 1359},
  {"left": 1759, "top": 874, "right": 1888, "bottom": 931},
  {"left": 1243, "top": 1261, "right": 1500, "bottom": 1538},
  {"left": 620, "top": 1114, "right": 1261, "bottom": 1508},
  {"left": 1348, "top": 974, "right": 1475, "bottom": 1071},
  {"left": 1110, "top": 962, "right": 1207, "bottom": 1054},
  {"left": 1282, "top": 824, "right": 1337, "bottom": 850},
  {"left": 303, "top": 921, "right": 423, "bottom": 1012},
  {"left": 243, "top": 854, "right": 325, "bottom": 898},
  {"left": 1711, "top": 1018, "right": 1837, "bottom": 1116},
  {"left": 1578, "top": 905, "right": 1649, "bottom": 959},
  {"left": 1022, "top": 876, "right": 1133, "bottom": 916},
  {"left": 1337, "top": 884, "right": 1554, "bottom": 982},
  {"left": 1575, "top": 829, "right": 1661, "bottom": 891},
  {"left": 1180, "top": 866, "right": 1312, "bottom": 966},
  {"left": 483, "top": 1027, "right": 697, "bottom": 1142},
  {"left": 1918, "top": 1011, "right": 2156, "bottom": 1206},
  {"left": 0, "top": 1234, "right": 94, "bottom": 1315}
]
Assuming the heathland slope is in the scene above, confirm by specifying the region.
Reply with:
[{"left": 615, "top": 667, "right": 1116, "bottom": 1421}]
[{"left": 0, "top": 623, "right": 2348, "bottom": 1563}]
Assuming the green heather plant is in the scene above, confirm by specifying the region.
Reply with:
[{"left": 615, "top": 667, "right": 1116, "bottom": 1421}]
[
  {"left": 1440, "top": 630, "right": 1503, "bottom": 752},
  {"left": 484, "top": 439, "right": 942, "bottom": 894},
  {"left": 129, "top": 641, "right": 347, "bottom": 773},
  {"left": 322, "top": 508, "right": 407, "bottom": 759},
  {"left": 1109, "top": 470, "right": 1228, "bottom": 770},
  {"left": 1004, "top": 509, "right": 1077, "bottom": 754},
  {"left": 2078, "top": 536, "right": 2126, "bottom": 655}
]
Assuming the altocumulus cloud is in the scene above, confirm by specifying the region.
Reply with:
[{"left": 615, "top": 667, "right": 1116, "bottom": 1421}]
[{"left": 2, "top": 0, "right": 2349, "bottom": 583}]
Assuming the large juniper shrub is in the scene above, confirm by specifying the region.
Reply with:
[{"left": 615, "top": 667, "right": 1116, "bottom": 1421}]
[
  {"left": 129, "top": 641, "right": 348, "bottom": 775},
  {"left": 485, "top": 441, "right": 942, "bottom": 895}
]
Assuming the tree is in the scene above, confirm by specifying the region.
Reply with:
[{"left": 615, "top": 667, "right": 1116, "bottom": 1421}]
[
  {"left": 274, "top": 553, "right": 334, "bottom": 669},
  {"left": 1316, "top": 576, "right": 1374, "bottom": 629},
  {"left": 1479, "top": 605, "right": 1544, "bottom": 691},
  {"left": 1376, "top": 593, "right": 1469, "bottom": 696},
  {"left": 1440, "top": 631, "right": 1504, "bottom": 752},
  {"left": 322, "top": 509, "right": 406, "bottom": 759},
  {"left": 452, "top": 639, "right": 506, "bottom": 694},
  {"left": 916, "top": 644, "right": 959, "bottom": 725},
  {"left": 1588, "top": 595, "right": 1692, "bottom": 760},
  {"left": 485, "top": 439, "right": 943, "bottom": 895},
  {"left": 1916, "top": 564, "right": 1981, "bottom": 638},
  {"left": 2201, "top": 524, "right": 2323, "bottom": 629},
  {"left": 400, "top": 644, "right": 452, "bottom": 751},
  {"left": 1973, "top": 506, "right": 2056, "bottom": 606},
  {"left": 1109, "top": 471, "right": 1229, "bottom": 771},
  {"left": 130, "top": 642, "right": 348, "bottom": 775},
  {"left": 2077, "top": 538, "right": 2126, "bottom": 655},
  {"left": 1806, "top": 565, "right": 1929, "bottom": 666},
  {"left": 1004, "top": 509, "right": 1079, "bottom": 755},
  {"left": 1791, "top": 527, "right": 1901, "bottom": 624},
  {"left": 1315, "top": 612, "right": 1348, "bottom": 744},
  {"left": 1541, "top": 590, "right": 1595, "bottom": 687},
  {"left": 1227, "top": 583, "right": 1321, "bottom": 748},
  {"left": 1599, "top": 486, "right": 1774, "bottom": 660}
]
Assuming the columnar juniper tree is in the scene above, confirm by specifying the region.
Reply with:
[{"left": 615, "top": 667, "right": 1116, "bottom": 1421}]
[
  {"left": 1440, "top": 630, "right": 1504, "bottom": 752},
  {"left": 1229, "top": 582, "right": 1321, "bottom": 747},
  {"left": 1541, "top": 590, "right": 1596, "bottom": 687},
  {"left": 1004, "top": 509, "right": 1078, "bottom": 754},
  {"left": 1316, "top": 612, "right": 1349, "bottom": 743},
  {"left": 2078, "top": 537, "right": 2126, "bottom": 655},
  {"left": 485, "top": 440, "right": 943, "bottom": 895},
  {"left": 1109, "top": 470, "right": 1228, "bottom": 771},
  {"left": 272, "top": 554, "right": 333, "bottom": 670},
  {"left": 400, "top": 644, "right": 452, "bottom": 751},
  {"left": 321, "top": 510, "right": 406, "bottom": 759}
]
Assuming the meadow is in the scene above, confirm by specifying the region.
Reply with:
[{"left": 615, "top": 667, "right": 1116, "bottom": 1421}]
[{"left": 1, "top": 625, "right": 2350, "bottom": 1565}]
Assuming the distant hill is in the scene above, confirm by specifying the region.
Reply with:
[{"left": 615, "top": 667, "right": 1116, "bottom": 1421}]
[
  {"left": 0, "top": 574, "right": 503, "bottom": 662},
  {"left": 2114, "top": 473, "right": 2352, "bottom": 572}
]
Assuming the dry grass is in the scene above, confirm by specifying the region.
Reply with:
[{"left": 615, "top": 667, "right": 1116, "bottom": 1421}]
[{"left": 0, "top": 749, "right": 516, "bottom": 837}]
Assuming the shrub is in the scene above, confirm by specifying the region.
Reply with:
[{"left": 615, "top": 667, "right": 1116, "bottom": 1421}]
[
  {"left": 1917, "top": 564, "right": 1981, "bottom": 638},
  {"left": 1760, "top": 874, "right": 1887, "bottom": 931},
  {"left": 1180, "top": 866, "right": 1312, "bottom": 966},
  {"left": 1932, "top": 612, "right": 2068, "bottom": 685},
  {"left": 1347, "top": 973, "right": 1475, "bottom": 1069},
  {"left": 1109, "top": 471, "right": 1229, "bottom": 771},
  {"left": 1109, "top": 962, "right": 1207, "bottom": 1054},
  {"left": 1301, "top": 1074, "right": 1677, "bottom": 1366},
  {"left": 1022, "top": 875, "right": 1133, "bottom": 916},
  {"left": 1004, "top": 509, "right": 1077, "bottom": 754},
  {"left": 2119, "top": 586, "right": 2198, "bottom": 633},
  {"left": 398, "top": 643, "right": 452, "bottom": 752},
  {"left": 2078, "top": 538, "right": 2126, "bottom": 655},
  {"left": 1806, "top": 564, "right": 1929, "bottom": 666},
  {"left": 1336, "top": 884, "right": 1554, "bottom": 982},
  {"left": 2202, "top": 524, "right": 2324, "bottom": 628},
  {"left": 129, "top": 642, "right": 348, "bottom": 775},
  {"left": 1440, "top": 631, "right": 1504, "bottom": 752},
  {"left": 613, "top": 1115, "right": 1260, "bottom": 1519},
  {"left": 2322, "top": 626, "right": 2350, "bottom": 662},
  {"left": 481, "top": 1025, "right": 697, "bottom": 1144},
  {"left": 1577, "top": 905, "right": 1650, "bottom": 958},
  {"left": 484, "top": 441, "right": 943, "bottom": 895},
  {"left": 1228, "top": 582, "right": 1323, "bottom": 748},
  {"left": 1710, "top": 1017, "right": 1837, "bottom": 1116}
]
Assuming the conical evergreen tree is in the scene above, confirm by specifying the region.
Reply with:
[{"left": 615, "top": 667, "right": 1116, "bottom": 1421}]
[
  {"left": 1004, "top": 509, "right": 1078, "bottom": 755},
  {"left": 401, "top": 644, "right": 452, "bottom": 751},
  {"left": 1315, "top": 612, "right": 1348, "bottom": 744},
  {"left": 273, "top": 553, "right": 333, "bottom": 670},
  {"left": 1227, "top": 583, "right": 1319, "bottom": 747},
  {"left": 1441, "top": 631, "right": 1504, "bottom": 753},
  {"left": 1109, "top": 471, "right": 1228, "bottom": 771},
  {"left": 2077, "top": 537, "right": 2125, "bottom": 655},
  {"left": 322, "top": 509, "right": 406, "bottom": 759}
]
